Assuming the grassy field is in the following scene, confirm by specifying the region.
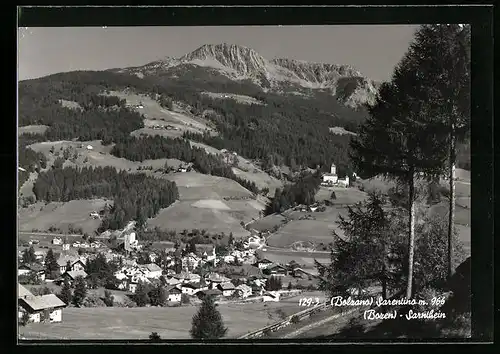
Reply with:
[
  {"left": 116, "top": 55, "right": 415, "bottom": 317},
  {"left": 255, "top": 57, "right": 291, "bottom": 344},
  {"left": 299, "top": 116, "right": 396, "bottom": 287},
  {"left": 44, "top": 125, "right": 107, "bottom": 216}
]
[
  {"left": 266, "top": 220, "right": 337, "bottom": 248},
  {"left": 201, "top": 92, "right": 265, "bottom": 106},
  {"left": 266, "top": 206, "right": 348, "bottom": 249},
  {"left": 147, "top": 200, "right": 251, "bottom": 238},
  {"left": 106, "top": 90, "right": 214, "bottom": 135},
  {"left": 19, "top": 172, "right": 38, "bottom": 199},
  {"left": 249, "top": 214, "right": 287, "bottom": 232},
  {"left": 18, "top": 125, "right": 49, "bottom": 135},
  {"left": 257, "top": 249, "right": 331, "bottom": 269},
  {"left": 315, "top": 187, "right": 369, "bottom": 205},
  {"left": 164, "top": 171, "right": 255, "bottom": 200},
  {"left": 18, "top": 199, "right": 110, "bottom": 235},
  {"left": 19, "top": 291, "right": 325, "bottom": 340}
]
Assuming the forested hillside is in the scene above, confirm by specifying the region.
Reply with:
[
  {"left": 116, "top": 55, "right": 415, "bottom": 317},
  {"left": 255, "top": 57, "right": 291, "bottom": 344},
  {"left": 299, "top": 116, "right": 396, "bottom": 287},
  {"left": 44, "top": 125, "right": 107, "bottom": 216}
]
[
  {"left": 264, "top": 171, "right": 323, "bottom": 215},
  {"left": 19, "top": 70, "right": 364, "bottom": 174},
  {"left": 18, "top": 134, "right": 48, "bottom": 188},
  {"left": 33, "top": 166, "right": 179, "bottom": 231},
  {"left": 110, "top": 135, "right": 259, "bottom": 194}
]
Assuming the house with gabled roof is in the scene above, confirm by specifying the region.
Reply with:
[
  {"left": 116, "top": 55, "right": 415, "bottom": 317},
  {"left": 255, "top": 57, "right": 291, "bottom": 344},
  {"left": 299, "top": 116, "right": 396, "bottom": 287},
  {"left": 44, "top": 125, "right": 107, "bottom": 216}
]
[
  {"left": 165, "top": 285, "right": 182, "bottom": 302},
  {"left": 217, "top": 282, "right": 236, "bottom": 297},
  {"left": 253, "top": 258, "right": 274, "bottom": 269},
  {"left": 235, "top": 284, "right": 252, "bottom": 299},
  {"left": 180, "top": 282, "right": 200, "bottom": 296},
  {"left": 264, "top": 263, "right": 288, "bottom": 277},
  {"left": 196, "top": 288, "right": 223, "bottom": 300},
  {"left": 18, "top": 263, "right": 46, "bottom": 281},
  {"left": 61, "top": 270, "right": 88, "bottom": 283},
  {"left": 140, "top": 263, "right": 162, "bottom": 279},
  {"left": 18, "top": 284, "right": 66, "bottom": 323}
]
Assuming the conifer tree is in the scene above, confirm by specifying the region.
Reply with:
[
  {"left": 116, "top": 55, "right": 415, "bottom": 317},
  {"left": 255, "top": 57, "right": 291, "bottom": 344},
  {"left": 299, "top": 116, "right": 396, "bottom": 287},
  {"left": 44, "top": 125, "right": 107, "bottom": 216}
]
[
  {"left": 135, "top": 281, "right": 150, "bottom": 307},
  {"left": 190, "top": 295, "right": 228, "bottom": 339},
  {"left": 44, "top": 248, "right": 60, "bottom": 279},
  {"left": 72, "top": 276, "right": 87, "bottom": 307},
  {"left": 59, "top": 278, "right": 73, "bottom": 305},
  {"left": 21, "top": 246, "right": 37, "bottom": 264},
  {"left": 403, "top": 24, "right": 470, "bottom": 280}
]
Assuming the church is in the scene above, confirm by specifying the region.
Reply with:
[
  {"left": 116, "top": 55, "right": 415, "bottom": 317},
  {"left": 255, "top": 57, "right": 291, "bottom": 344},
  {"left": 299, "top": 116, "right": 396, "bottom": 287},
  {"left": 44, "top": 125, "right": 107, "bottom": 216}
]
[{"left": 322, "top": 163, "right": 339, "bottom": 185}]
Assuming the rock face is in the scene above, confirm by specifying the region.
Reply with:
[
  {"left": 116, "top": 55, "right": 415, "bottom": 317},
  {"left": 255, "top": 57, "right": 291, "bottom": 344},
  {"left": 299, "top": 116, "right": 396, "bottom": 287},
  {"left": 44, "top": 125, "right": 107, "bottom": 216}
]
[{"left": 115, "top": 43, "right": 379, "bottom": 109}]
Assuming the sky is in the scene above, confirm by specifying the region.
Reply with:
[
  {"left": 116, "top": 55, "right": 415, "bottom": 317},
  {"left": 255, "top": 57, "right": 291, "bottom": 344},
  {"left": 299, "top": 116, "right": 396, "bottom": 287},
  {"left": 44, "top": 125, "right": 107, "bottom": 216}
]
[{"left": 18, "top": 25, "right": 419, "bottom": 82}]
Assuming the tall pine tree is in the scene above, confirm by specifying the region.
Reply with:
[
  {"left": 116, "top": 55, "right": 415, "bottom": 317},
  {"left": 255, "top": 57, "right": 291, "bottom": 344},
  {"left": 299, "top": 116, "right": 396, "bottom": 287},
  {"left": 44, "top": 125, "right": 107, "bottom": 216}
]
[
  {"left": 403, "top": 24, "right": 470, "bottom": 280},
  {"left": 190, "top": 295, "right": 228, "bottom": 339},
  {"left": 315, "top": 192, "right": 394, "bottom": 299},
  {"left": 350, "top": 53, "right": 448, "bottom": 298},
  {"left": 44, "top": 248, "right": 60, "bottom": 279},
  {"left": 59, "top": 278, "right": 73, "bottom": 305},
  {"left": 72, "top": 276, "right": 87, "bottom": 307}
]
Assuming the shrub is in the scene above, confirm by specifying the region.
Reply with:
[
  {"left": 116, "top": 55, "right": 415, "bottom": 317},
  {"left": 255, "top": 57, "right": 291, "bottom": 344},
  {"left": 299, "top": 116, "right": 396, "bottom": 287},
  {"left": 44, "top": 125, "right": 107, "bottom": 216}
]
[
  {"left": 103, "top": 290, "right": 115, "bottom": 307},
  {"left": 262, "top": 328, "right": 271, "bottom": 337},
  {"left": 181, "top": 293, "right": 190, "bottom": 304},
  {"left": 82, "top": 294, "right": 106, "bottom": 308},
  {"left": 149, "top": 332, "right": 161, "bottom": 341},
  {"left": 290, "top": 315, "right": 300, "bottom": 324}
]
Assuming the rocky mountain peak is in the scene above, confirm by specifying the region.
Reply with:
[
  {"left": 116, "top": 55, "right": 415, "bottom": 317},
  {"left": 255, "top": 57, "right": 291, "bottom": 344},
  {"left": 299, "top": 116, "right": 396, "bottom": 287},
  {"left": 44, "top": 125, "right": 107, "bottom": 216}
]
[{"left": 181, "top": 43, "right": 269, "bottom": 76}]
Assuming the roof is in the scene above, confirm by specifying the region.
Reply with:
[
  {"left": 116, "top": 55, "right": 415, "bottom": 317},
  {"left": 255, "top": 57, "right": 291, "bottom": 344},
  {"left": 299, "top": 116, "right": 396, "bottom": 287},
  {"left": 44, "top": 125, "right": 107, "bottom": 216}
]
[
  {"left": 64, "top": 270, "right": 88, "bottom": 280},
  {"left": 199, "top": 289, "right": 222, "bottom": 296},
  {"left": 18, "top": 283, "right": 33, "bottom": 298},
  {"left": 181, "top": 283, "right": 199, "bottom": 289},
  {"left": 20, "top": 294, "right": 66, "bottom": 311},
  {"left": 166, "top": 286, "right": 182, "bottom": 294},
  {"left": 218, "top": 282, "right": 235, "bottom": 290},
  {"left": 57, "top": 255, "right": 80, "bottom": 267},
  {"left": 19, "top": 263, "right": 44, "bottom": 272},
  {"left": 143, "top": 263, "right": 162, "bottom": 272},
  {"left": 256, "top": 259, "right": 273, "bottom": 264},
  {"left": 268, "top": 263, "right": 287, "bottom": 270},
  {"left": 236, "top": 284, "right": 252, "bottom": 292},
  {"left": 263, "top": 292, "right": 279, "bottom": 298}
]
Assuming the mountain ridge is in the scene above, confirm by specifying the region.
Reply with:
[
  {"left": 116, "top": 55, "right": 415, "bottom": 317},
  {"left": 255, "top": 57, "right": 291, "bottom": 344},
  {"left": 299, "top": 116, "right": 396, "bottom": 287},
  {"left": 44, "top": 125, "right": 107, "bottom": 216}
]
[{"left": 113, "top": 43, "right": 378, "bottom": 108}]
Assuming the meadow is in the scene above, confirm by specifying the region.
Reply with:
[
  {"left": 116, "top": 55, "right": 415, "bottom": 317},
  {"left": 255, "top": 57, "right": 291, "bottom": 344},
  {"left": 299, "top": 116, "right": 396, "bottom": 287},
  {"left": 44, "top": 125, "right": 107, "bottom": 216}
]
[{"left": 19, "top": 291, "right": 325, "bottom": 340}]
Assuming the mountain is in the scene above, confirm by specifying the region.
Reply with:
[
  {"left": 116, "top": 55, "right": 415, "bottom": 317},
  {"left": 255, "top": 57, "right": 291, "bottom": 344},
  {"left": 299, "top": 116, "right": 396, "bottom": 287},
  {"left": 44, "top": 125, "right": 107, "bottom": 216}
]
[{"left": 113, "top": 43, "right": 378, "bottom": 108}]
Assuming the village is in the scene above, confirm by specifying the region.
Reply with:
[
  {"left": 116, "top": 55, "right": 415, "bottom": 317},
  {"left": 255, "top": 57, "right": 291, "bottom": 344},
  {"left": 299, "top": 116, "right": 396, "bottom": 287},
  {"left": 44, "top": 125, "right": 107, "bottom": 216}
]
[{"left": 18, "top": 223, "right": 321, "bottom": 328}]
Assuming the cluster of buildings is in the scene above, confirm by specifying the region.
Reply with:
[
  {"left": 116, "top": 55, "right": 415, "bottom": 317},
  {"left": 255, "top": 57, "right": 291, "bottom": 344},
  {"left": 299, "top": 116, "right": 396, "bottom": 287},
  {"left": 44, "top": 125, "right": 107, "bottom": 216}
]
[
  {"left": 18, "top": 226, "right": 322, "bottom": 329},
  {"left": 321, "top": 163, "right": 350, "bottom": 188}
]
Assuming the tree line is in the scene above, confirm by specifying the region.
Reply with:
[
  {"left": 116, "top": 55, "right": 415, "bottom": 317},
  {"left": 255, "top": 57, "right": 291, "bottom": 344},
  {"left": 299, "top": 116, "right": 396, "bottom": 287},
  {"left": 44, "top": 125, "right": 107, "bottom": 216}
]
[
  {"left": 110, "top": 135, "right": 259, "bottom": 194},
  {"left": 32, "top": 165, "right": 179, "bottom": 231}
]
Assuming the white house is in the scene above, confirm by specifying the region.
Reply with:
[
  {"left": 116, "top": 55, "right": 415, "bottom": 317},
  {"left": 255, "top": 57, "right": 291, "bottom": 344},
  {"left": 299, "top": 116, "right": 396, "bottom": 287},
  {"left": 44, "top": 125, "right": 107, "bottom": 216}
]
[
  {"left": 322, "top": 163, "right": 338, "bottom": 185},
  {"left": 18, "top": 285, "right": 66, "bottom": 324},
  {"left": 253, "top": 259, "right": 274, "bottom": 270},
  {"left": 18, "top": 263, "right": 46, "bottom": 281},
  {"left": 166, "top": 286, "right": 182, "bottom": 302},
  {"left": 86, "top": 145, "right": 93, "bottom": 150},
  {"left": 223, "top": 255, "right": 235, "bottom": 264},
  {"left": 235, "top": 284, "right": 252, "bottom": 299},
  {"left": 52, "top": 237, "right": 63, "bottom": 245},
  {"left": 181, "top": 283, "right": 200, "bottom": 296},
  {"left": 141, "top": 263, "right": 162, "bottom": 279},
  {"left": 217, "top": 282, "right": 236, "bottom": 297},
  {"left": 337, "top": 176, "right": 350, "bottom": 187}
]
